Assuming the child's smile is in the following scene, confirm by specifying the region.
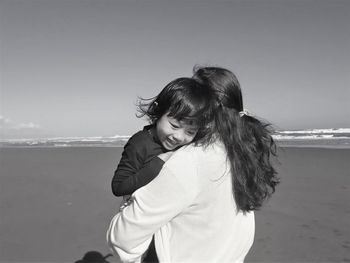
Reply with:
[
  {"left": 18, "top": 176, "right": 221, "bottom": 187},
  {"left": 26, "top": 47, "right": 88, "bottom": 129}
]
[{"left": 156, "top": 114, "right": 198, "bottom": 151}]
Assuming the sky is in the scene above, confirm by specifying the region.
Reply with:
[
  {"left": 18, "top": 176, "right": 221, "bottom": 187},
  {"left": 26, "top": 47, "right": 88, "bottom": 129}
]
[{"left": 0, "top": 0, "right": 349, "bottom": 139}]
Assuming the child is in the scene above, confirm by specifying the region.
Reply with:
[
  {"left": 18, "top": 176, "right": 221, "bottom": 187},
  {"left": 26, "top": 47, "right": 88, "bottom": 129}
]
[{"left": 111, "top": 77, "right": 213, "bottom": 198}]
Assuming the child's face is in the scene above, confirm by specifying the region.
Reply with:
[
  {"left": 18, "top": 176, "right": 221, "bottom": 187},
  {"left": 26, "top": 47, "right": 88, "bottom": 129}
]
[{"left": 156, "top": 113, "right": 198, "bottom": 151}]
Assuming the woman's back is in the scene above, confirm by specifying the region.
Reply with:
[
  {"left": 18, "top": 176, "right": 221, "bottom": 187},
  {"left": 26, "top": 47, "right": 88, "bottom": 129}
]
[
  {"left": 153, "top": 141, "right": 255, "bottom": 262},
  {"left": 107, "top": 140, "right": 255, "bottom": 263}
]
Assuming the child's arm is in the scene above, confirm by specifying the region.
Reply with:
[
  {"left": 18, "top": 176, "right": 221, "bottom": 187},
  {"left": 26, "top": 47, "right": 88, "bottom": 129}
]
[
  {"left": 112, "top": 153, "right": 165, "bottom": 196},
  {"left": 111, "top": 133, "right": 166, "bottom": 196}
]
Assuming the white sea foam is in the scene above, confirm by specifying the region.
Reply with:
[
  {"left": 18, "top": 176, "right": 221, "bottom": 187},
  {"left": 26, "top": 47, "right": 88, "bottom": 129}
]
[
  {"left": 272, "top": 128, "right": 350, "bottom": 141},
  {"left": 272, "top": 134, "right": 350, "bottom": 140},
  {"left": 276, "top": 128, "right": 350, "bottom": 134}
]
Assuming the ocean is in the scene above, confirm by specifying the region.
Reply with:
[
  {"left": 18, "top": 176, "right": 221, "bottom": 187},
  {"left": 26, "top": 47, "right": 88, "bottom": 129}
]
[{"left": 1, "top": 128, "right": 350, "bottom": 148}]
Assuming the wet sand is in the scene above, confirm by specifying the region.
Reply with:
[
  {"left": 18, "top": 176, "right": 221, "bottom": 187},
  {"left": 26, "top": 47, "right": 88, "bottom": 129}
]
[{"left": 0, "top": 146, "right": 349, "bottom": 262}]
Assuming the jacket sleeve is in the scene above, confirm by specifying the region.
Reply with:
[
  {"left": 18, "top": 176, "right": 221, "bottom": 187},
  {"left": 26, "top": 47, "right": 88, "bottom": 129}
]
[
  {"left": 111, "top": 138, "right": 165, "bottom": 197},
  {"left": 112, "top": 156, "right": 165, "bottom": 196},
  {"left": 107, "top": 151, "right": 198, "bottom": 262}
]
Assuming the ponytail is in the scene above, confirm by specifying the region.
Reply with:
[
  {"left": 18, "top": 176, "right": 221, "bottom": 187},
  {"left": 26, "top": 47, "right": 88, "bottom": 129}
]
[
  {"left": 193, "top": 66, "right": 279, "bottom": 212},
  {"left": 215, "top": 106, "right": 279, "bottom": 212}
]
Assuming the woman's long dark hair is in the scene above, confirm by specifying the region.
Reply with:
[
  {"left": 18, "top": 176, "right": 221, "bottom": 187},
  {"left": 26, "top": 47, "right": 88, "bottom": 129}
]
[{"left": 193, "top": 66, "right": 279, "bottom": 212}]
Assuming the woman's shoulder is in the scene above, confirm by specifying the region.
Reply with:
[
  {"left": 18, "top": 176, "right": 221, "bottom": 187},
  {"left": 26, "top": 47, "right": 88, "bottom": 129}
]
[
  {"left": 168, "top": 141, "right": 225, "bottom": 161},
  {"left": 168, "top": 144, "right": 202, "bottom": 162},
  {"left": 159, "top": 146, "right": 201, "bottom": 196},
  {"left": 162, "top": 143, "right": 222, "bottom": 177},
  {"left": 169, "top": 141, "right": 228, "bottom": 175},
  {"left": 161, "top": 142, "right": 227, "bottom": 195}
]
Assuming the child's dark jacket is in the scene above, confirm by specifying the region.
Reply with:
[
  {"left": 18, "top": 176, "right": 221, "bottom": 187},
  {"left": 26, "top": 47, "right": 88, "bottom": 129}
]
[{"left": 111, "top": 125, "right": 166, "bottom": 196}]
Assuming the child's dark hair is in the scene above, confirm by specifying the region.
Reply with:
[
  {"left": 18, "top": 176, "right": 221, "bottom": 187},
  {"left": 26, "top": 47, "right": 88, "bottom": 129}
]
[
  {"left": 137, "top": 77, "right": 214, "bottom": 142},
  {"left": 193, "top": 66, "right": 279, "bottom": 212}
]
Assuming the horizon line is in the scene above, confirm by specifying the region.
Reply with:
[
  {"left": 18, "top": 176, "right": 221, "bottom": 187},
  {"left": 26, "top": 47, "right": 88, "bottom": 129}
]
[{"left": 1, "top": 127, "right": 350, "bottom": 142}]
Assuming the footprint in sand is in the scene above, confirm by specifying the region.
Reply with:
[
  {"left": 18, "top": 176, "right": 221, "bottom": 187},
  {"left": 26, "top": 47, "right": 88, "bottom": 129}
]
[
  {"left": 300, "top": 224, "right": 311, "bottom": 229},
  {"left": 332, "top": 228, "right": 342, "bottom": 237}
]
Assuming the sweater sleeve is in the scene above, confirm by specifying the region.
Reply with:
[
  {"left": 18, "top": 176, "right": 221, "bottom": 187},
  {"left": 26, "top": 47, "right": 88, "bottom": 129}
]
[
  {"left": 111, "top": 134, "right": 165, "bottom": 197},
  {"left": 111, "top": 141, "right": 142, "bottom": 196},
  {"left": 112, "top": 156, "right": 165, "bottom": 196},
  {"left": 107, "top": 150, "right": 198, "bottom": 262}
]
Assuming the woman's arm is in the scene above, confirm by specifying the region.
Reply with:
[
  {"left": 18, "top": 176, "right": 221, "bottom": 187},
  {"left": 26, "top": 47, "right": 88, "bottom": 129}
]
[{"left": 107, "top": 150, "right": 197, "bottom": 262}]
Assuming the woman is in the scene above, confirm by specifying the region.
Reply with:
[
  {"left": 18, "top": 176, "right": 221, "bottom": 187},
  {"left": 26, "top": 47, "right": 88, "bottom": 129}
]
[{"left": 107, "top": 66, "right": 279, "bottom": 262}]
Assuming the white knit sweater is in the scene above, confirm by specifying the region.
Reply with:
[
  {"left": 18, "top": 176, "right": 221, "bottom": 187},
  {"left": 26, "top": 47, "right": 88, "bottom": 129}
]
[{"left": 107, "top": 141, "right": 255, "bottom": 263}]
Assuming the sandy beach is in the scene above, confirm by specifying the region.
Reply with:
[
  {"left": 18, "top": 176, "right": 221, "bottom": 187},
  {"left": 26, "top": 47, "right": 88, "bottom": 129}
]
[{"left": 0, "top": 146, "right": 349, "bottom": 262}]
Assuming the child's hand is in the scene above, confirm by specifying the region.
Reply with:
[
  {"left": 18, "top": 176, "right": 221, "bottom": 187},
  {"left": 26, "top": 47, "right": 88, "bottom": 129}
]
[
  {"left": 119, "top": 195, "right": 133, "bottom": 212},
  {"left": 158, "top": 151, "right": 174, "bottom": 162}
]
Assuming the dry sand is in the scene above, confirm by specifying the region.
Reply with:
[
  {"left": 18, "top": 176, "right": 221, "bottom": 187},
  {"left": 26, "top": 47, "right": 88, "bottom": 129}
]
[
  {"left": 246, "top": 147, "right": 350, "bottom": 263},
  {"left": 0, "top": 146, "right": 349, "bottom": 262}
]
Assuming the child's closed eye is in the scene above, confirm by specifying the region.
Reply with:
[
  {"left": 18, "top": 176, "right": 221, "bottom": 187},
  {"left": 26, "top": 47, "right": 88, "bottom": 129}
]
[
  {"left": 169, "top": 121, "right": 180, "bottom": 129},
  {"left": 186, "top": 130, "right": 197, "bottom": 136}
]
